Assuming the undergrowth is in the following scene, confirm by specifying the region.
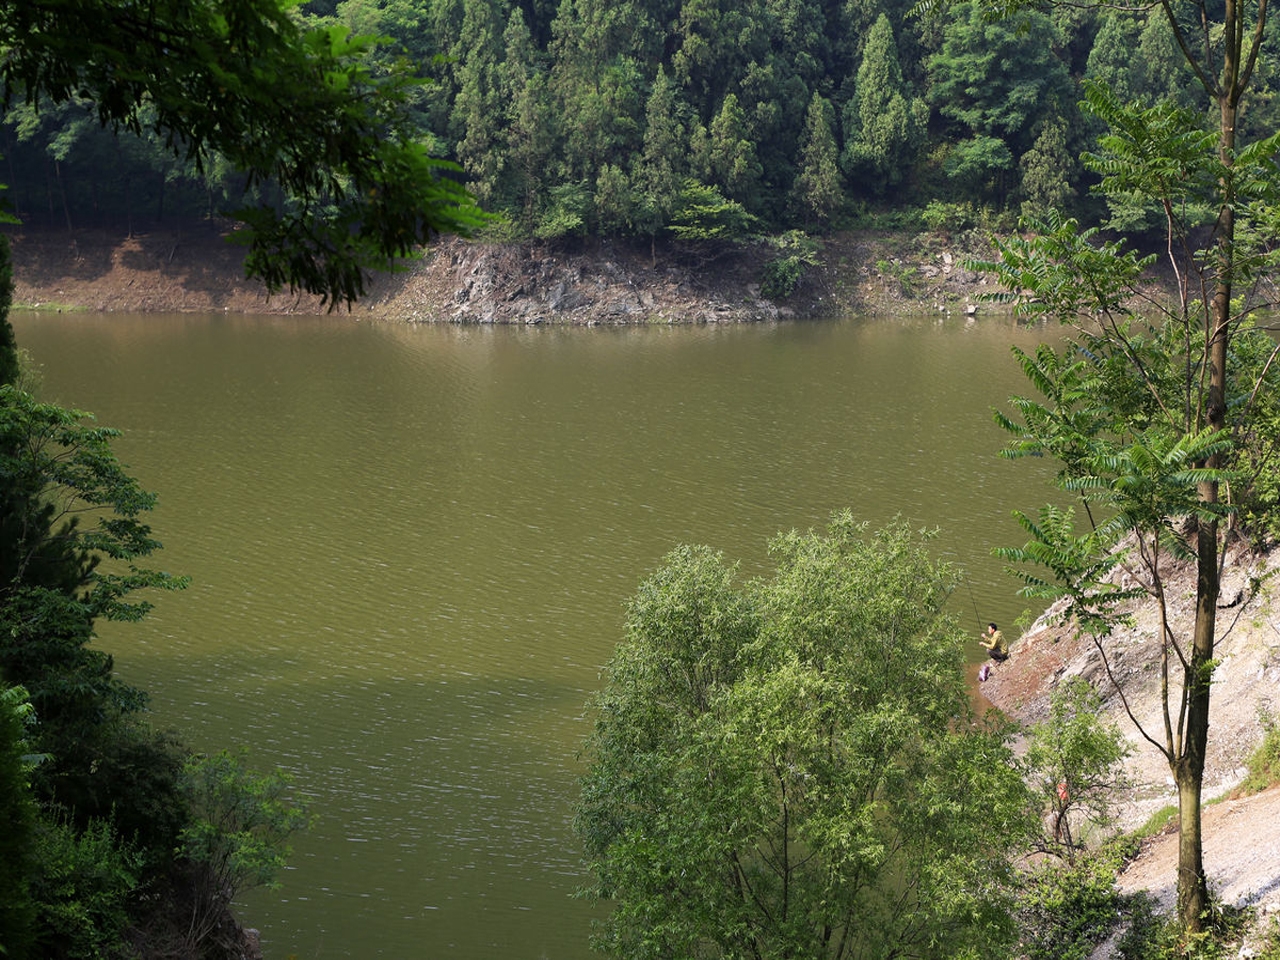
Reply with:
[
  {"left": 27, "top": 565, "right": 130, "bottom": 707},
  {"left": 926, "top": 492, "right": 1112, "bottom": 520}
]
[
  {"left": 1240, "top": 709, "right": 1280, "bottom": 795},
  {"left": 1115, "top": 898, "right": 1280, "bottom": 960},
  {"left": 1016, "top": 838, "right": 1138, "bottom": 960}
]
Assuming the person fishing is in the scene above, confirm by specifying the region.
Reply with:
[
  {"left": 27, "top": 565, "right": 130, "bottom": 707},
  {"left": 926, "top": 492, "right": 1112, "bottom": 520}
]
[{"left": 979, "top": 622, "right": 1008, "bottom": 662}]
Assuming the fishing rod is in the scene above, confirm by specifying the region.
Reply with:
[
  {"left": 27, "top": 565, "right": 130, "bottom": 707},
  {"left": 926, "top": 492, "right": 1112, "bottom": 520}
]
[{"left": 964, "top": 577, "right": 983, "bottom": 636}]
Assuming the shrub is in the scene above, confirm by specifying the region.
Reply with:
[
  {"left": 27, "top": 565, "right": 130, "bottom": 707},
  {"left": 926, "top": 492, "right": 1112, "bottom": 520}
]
[
  {"left": 29, "top": 817, "right": 141, "bottom": 960},
  {"left": 875, "top": 258, "right": 918, "bottom": 297},
  {"left": 35, "top": 717, "right": 189, "bottom": 867},
  {"left": 177, "top": 750, "right": 309, "bottom": 951},
  {"left": 760, "top": 230, "right": 820, "bottom": 299},
  {"left": 0, "top": 685, "right": 39, "bottom": 959},
  {"left": 1116, "top": 896, "right": 1251, "bottom": 960},
  {"left": 921, "top": 200, "right": 980, "bottom": 234},
  {"left": 669, "top": 180, "right": 757, "bottom": 242},
  {"left": 1016, "top": 839, "right": 1134, "bottom": 960},
  {"left": 1240, "top": 708, "right": 1280, "bottom": 794},
  {"left": 1132, "top": 804, "right": 1179, "bottom": 840}
]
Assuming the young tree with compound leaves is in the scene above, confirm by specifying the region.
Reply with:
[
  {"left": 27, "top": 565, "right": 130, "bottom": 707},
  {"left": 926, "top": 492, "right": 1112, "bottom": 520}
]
[
  {"left": 177, "top": 750, "right": 310, "bottom": 955},
  {"left": 975, "top": 76, "right": 1280, "bottom": 932},
  {"left": 0, "top": 233, "right": 190, "bottom": 859},
  {"left": 0, "top": 379, "right": 193, "bottom": 843},
  {"left": 576, "top": 515, "right": 1034, "bottom": 960},
  {"left": 0, "top": 0, "right": 484, "bottom": 308}
]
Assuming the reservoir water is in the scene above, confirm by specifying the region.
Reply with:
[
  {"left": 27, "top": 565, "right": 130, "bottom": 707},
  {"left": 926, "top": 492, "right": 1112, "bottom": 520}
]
[{"left": 13, "top": 311, "right": 1057, "bottom": 959}]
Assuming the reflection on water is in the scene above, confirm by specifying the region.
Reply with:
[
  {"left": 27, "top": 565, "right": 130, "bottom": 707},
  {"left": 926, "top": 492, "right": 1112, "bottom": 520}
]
[{"left": 13, "top": 312, "right": 1056, "bottom": 958}]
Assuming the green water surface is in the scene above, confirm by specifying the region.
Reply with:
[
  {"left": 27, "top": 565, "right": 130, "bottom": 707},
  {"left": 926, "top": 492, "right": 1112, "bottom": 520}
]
[{"left": 13, "top": 311, "right": 1058, "bottom": 959}]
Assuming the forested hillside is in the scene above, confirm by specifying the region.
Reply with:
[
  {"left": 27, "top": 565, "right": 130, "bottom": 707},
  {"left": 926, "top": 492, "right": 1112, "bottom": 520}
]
[{"left": 7, "top": 0, "right": 1276, "bottom": 242}]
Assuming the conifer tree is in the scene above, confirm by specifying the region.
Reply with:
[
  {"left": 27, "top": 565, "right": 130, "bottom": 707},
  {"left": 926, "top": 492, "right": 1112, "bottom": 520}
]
[
  {"left": 707, "top": 94, "right": 763, "bottom": 203},
  {"left": 794, "top": 92, "right": 843, "bottom": 223},
  {"left": 1018, "top": 116, "right": 1076, "bottom": 220},
  {"left": 634, "top": 68, "right": 689, "bottom": 250},
  {"left": 499, "top": 8, "right": 555, "bottom": 227},
  {"left": 841, "top": 13, "right": 925, "bottom": 193},
  {"left": 452, "top": 0, "right": 508, "bottom": 205}
]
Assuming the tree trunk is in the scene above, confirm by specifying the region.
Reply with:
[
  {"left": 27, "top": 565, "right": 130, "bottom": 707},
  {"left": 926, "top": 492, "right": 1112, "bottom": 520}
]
[
  {"left": 1174, "top": 756, "right": 1208, "bottom": 928},
  {"left": 1173, "top": 66, "right": 1237, "bottom": 934},
  {"left": 1180, "top": 545, "right": 1215, "bottom": 932}
]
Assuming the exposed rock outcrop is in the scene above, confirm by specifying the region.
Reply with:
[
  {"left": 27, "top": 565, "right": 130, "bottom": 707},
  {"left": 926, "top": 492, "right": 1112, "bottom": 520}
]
[{"left": 6, "top": 228, "right": 998, "bottom": 321}]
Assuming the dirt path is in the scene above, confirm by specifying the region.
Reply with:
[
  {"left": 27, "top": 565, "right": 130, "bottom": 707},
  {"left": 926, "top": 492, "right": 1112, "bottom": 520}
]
[{"left": 1114, "top": 785, "right": 1280, "bottom": 913}]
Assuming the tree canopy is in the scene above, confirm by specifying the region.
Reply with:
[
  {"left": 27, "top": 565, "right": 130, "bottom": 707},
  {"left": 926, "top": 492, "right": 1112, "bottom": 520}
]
[
  {"left": 577, "top": 516, "right": 1033, "bottom": 960},
  {"left": 7, "top": 0, "right": 1279, "bottom": 245}
]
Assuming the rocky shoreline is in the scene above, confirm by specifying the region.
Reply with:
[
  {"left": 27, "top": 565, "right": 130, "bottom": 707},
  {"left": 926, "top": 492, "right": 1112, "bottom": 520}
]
[{"left": 5, "top": 227, "right": 999, "bottom": 321}]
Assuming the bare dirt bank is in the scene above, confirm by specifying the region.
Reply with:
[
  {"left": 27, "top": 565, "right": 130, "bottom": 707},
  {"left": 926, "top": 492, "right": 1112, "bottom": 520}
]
[
  {"left": 4, "top": 226, "right": 997, "bottom": 321},
  {"left": 982, "top": 540, "right": 1280, "bottom": 940}
]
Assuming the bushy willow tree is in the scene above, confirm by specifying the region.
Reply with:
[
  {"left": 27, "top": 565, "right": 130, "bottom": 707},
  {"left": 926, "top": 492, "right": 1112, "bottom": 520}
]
[{"left": 576, "top": 515, "right": 1033, "bottom": 960}]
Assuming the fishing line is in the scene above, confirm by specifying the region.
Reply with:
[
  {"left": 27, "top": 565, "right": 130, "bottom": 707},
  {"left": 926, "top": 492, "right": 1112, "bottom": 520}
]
[{"left": 964, "top": 577, "right": 983, "bottom": 634}]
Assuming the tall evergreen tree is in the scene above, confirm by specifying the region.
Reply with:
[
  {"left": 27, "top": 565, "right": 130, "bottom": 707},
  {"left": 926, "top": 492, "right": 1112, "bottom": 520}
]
[
  {"left": 738, "top": 57, "right": 811, "bottom": 212},
  {"left": 1082, "top": 13, "right": 1146, "bottom": 106},
  {"left": 841, "top": 13, "right": 925, "bottom": 194},
  {"left": 671, "top": 0, "right": 768, "bottom": 119},
  {"left": 547, "top": 1, "right": 653, "bottom": 185},
  {"left": 1018, "top": 115, "right": 1077, "bottom": 219},
  {"left": 594, "top": 162, "right": 634, "bottom": 234},
  {"left": 706, "top": 93, "right": 763, "bottom": 203},
  {"left": 794, "top": 92, "right": 843, "bottom": 223},
  {"left": 452, "top": 0, "right": 509, "bottom": 204},
  {"left": 499, "top": 8, "right": 555, "bottom": 226},
  {"left": 634, "top": 67, "right": 689, "bottom": 247}
]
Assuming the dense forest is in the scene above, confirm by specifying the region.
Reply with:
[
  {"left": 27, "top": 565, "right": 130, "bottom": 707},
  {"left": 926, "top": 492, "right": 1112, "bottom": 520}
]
[{"left": 6, "top": 0, "right": 1277, "bottom": 242}]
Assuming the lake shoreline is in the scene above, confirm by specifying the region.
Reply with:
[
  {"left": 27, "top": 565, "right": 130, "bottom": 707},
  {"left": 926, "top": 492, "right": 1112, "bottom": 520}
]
[{"left": 6, "top": 226, "right": 1004, "bottom": 322}]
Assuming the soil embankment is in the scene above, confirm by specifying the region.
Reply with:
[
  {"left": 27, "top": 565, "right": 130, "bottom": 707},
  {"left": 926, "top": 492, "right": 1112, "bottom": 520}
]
[
  {"left": 5, "top": 227, "right": 997, "bottom": 321},
  {"left": 982, "top": 540, "right": 1280, "bottom": 927}
]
